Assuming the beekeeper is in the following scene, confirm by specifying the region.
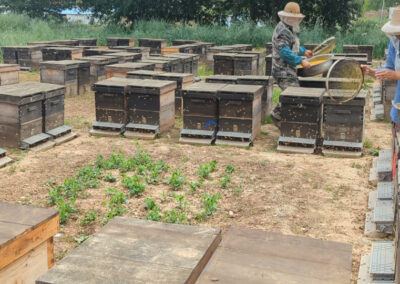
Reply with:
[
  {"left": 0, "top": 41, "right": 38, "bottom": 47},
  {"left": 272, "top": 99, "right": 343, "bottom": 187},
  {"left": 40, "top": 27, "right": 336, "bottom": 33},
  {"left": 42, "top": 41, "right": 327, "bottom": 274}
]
[
  {"left": 362, "top": 6, "right": 400, "bottom": 125},
  {"left": 270, "top": 2, "right": 313, "bottom": 126}
]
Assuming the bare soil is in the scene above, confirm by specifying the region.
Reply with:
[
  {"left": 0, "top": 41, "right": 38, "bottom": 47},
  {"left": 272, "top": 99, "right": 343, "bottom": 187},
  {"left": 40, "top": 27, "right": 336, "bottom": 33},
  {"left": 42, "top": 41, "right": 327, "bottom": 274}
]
[{"left": 0, "top": 72, "right": 392, "bottom": 283}]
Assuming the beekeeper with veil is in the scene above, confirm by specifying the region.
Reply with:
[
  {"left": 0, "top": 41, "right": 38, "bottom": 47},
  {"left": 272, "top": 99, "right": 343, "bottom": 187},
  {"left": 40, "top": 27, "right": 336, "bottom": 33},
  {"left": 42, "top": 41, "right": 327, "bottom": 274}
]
[
  {"left": 270, "top": 2, "right": 313, "bottom": 127},
  {"left": 362, "top": 6, "right": 400, "bottom": 127}
]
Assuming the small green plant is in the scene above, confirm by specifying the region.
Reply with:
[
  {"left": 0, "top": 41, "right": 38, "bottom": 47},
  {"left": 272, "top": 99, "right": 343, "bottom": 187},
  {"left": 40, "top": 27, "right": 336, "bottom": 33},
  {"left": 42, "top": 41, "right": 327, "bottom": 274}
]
[
  {"left": 77, "top": 165, "right": 102, "bottom": 188},
  {"left": 173, "top": 194, "right": 186, "bottom": 209},
  {"left": 196, "top": 193, "right": 221, "bottom": 221},
  {"left": 189, "top": 180, "right": 202, "bottom": 193},
  {"left": 74, "top": 235, "right": 89, "bottom": 245},
  {"left": 105, "top": 188, "right": 128, "bottom": 219},
  {"left": 369, "top": 148, "right": 380, "bottom": 156},
  {"left": 220, "top": 174, "right": 231, "bottom": 188},
  {"left": 261, "top": 131, "right": 269, "bottom": 136},
  {"left": 198, "top": 160, "right": 217, "bottom": 179},
  {"left": 144, "top": 198, "right": 161, "bottom": 222},
  {"left": 351, "top": 163, "right": 363, "bottom": 169},
  {"left": 163, "top": 209, "right": 187, "bottom": 224},
  {"left": 121, "top": 174, "right": 146, "bottom": 196},
  {"left": 264, "top": 116, "right": 273, "bottom": 124},
  {"left": 169, "top": 169, "right": 185, "bottom": 190},
  {"left": 225, "top": 165, "right": 235, "bottom": 174},
  {"left": 364, "top": 140, "right": 372, "bottom": 149},
  {"left": 104, "top": 173, "right": 117, "bottom": 183},
  {"left": 80, "top": 210, "right": 98, "bottom": 226}
]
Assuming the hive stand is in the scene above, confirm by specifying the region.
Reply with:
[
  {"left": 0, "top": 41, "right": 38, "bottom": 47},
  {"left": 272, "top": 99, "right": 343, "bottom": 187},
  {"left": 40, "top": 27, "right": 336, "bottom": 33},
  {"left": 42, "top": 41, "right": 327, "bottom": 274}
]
[
  {"left": 358, "top": 242, "right": 395, "bottom": 284},
  {"left": 124, "top": 79, "right": 177, "bottom": 139},
  {"left": 215, "top": 84, "right": 263, "bottom": 147},
  {"left": 277, "top": 87, "right": 325, "bottom": 154},
  {"left": 180, "top": 83, "right": 227, "bottom": 145},
  {"left": 0, "top": 64, "right": 19, "bottom": 86},
  {"left": 0, "top": 148, "right": 12, "bottom": 168},
  {"left": 90, "top": 77, "right": 134, "bottom": 136},
  {"left": 197, "top": 227, "right": 353, "bottom": 284},
  {"left": 322, "top": 90, "right": 367, "bottom": 157},
  {"left": 36, "top": 217, "right": 220, "bottom": 284},
  {"left": 105, "top": 62, "right": 155, "bottom": 79},
  {"left": 0, "top": 202, "right": 59, "bottom": 284}
]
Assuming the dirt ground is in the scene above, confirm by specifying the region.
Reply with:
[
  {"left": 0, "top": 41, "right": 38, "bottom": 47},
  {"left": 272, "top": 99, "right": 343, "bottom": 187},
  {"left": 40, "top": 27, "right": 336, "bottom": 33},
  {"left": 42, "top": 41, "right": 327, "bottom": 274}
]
[{"left": 0, "top": 71, "right": 393, "bottom": 283}]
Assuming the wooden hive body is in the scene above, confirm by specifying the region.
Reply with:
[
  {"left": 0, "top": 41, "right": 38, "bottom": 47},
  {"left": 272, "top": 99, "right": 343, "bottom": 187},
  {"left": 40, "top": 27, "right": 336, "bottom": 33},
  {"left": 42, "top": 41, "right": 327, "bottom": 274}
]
[
  {"left": 105, "top": 62, "right": 156, "bottom": 79},
  {"left": 0, "top": 202, "right": 59, "bottom": 284},
  {"left": 126, "top": 79, "right": 177, "bottom": 132},
  {"left": 72, "top": 38, "right": 97, "bottom": 46},
  {"left": 40, "top": 61, "right": 79, "bottom": 97},
  {"left": 103, "top": 52, "right": 142, "bottom": 63},
  {"left": 216, "top": 84, "right": 263, "bottom": 146},
  {"left": 76, "top": 56, "right": 119, "bottom": 84},
  {"left": 0, "top": 64, "right": 19, "bottom": 86},
  {"left": 1, "top": 46, "right": 43, "bottom": 69},
  {"left": 233, "top": 54, "right": 258, "bottom": 76},
  {"left": 138, "top": 38, "right": 168, "bottom": 55},
  {"left": 213, "top": 53, "right": 235, "bottom": 75},
  {"left": 42, "top": 47, "right": 83, "bottom": 61},
  {"left": 120, "top": 47, "right": 150, "bottom": 59},
  {"left": 39, "top": 82, "right": 67, "bottom": 133},
  {"left": 279, "top": 87, "right": 324, "bottom": 140},
  {"left": 106, "top": 37, "right": 135, "bottom": 47}
]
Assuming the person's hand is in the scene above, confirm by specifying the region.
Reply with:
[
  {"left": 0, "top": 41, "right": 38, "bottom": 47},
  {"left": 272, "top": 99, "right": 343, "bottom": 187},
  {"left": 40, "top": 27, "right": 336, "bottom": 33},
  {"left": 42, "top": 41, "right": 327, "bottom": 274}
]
[
  {"left": 304, "top": 50, "right": 313, "bottom": 58},
  {"left": 376, "top": 69, "right": 400, "bottom": 81},
  {"left": 360, "top": 64, "right": 376, "bottom": 77},
  {"left": 301, "top": 59, "right": 312, "bottom": 69}
]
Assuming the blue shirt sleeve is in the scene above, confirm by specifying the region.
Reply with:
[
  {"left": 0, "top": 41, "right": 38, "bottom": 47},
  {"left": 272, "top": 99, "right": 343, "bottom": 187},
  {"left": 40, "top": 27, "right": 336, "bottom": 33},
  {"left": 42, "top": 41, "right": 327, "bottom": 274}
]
[
  {"left": 280, "top": 46, "right": 303, "bottom": 66},
  {"left": 299, "top": 46, "right": 306, "bottom": 56},
  {"left": 386, "top": 40, "right": 395, "bottom": 71}
]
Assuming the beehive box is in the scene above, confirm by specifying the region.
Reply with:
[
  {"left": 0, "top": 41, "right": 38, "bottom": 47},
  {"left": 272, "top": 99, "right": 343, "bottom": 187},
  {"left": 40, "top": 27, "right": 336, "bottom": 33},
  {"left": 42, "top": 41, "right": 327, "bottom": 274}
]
[
  {"left": 164, "top": 54, "right": 190, "bottom": 73},
  {"left": 142, "top": 56, "right": 183, "bottom": 73},
  {"left": 278, "top": 87, "right": 325, "bottom": 153},
  {"left": 231, "top": 44, "right": 253, "bottom": 51},
  {"left": 233, "top": 54, "right": 258, "bottom": 76},
  {"left": 332, "top": 56, "right": 368, "bottom": 65},
  {"left": 322, "top": 90, "right": 366, "bottom": 156},
  {"left": 214, "top": 53, "right": 235, "bottom": 75},
  {"left": 216, "top": 84, "right": 263, "bottom": 147},
  {"left": 180, "top": 83, "right": 226, "bottom": 144},
  {"left": 83, "top": 48, "right": 110, "bottom": 56},
  {"left": 0, "top": 202, "right": 59, "bottom": 284},
  {"left": 265, "top": 55, "right": 272, "bottom": 76},
  {"left": 232, "top": 51, "right": 265, "bottom": 75},
  {"left": 299, "top": 77, "right": 360, "bottom": 89},
  {"left": 206, "top": 46, "right": 235, "bottom": 69},
  {"left": 125, "top": 79, "right": 177, "bottom": 138},
  {"left": 0, "top": 64, "right": 19, "bottom": 86},
  {"left": 161, "top": 45, "right": 193, "bottom": 55},
  {"left": 40, "top": 61, "right": 79, "bottom": 97},
  {"left": 265, "top": 42, "right": 273, "bottom": 55},
  {"left": 72, "top": 38, "right": 97, "bottom": 46},
  {"left": 105, "top": 62, "right": 155, "bottom": 78},
  {"left": 36, "top": 217, "right": 220, "bottom": 284},
  {"left": 0, "top": 83, "right": 46, "bottom": 148},
  {"left": 42, "top": 47, "right": 83, "bottom": 61},
  {"left": 172, "top": 39, "right": 199, "bottom": 45},
  {"left": 73, "top": 60, "right": 91, "bottom": 95},
  {"left": 103, "top": 52, "right": 142, "bottom": 63},
  {"left": 358, "top": 45, "right": 374, "bottom": 63},
  {"left": 138, "top": 38, "right": 167, "bottom": 55},
  {"left": 205, "top": 75, "right": 238, "bottom": 84},
  {"left": 303, "top": 43, "right": 318, "bottom": 51},
  {"left": 167, "top": 53, "right": 200, "bottom": 75},
  {"left": 121, "top": 47, "right": 150, "bottom": 59},
  {"left": 383, "top": 80, "right": 397, "bottom": 121},
  {"left": 237, "top": 76, "right": 274, "bottom": 123},
  {"left": 106, "top": 37, "right": 135, "bottom": 47},
  {"left": 2, "top": 46, "right": 43, "bottom": 69},
  {"left": 76, "top": 56, "right": 119, "bottom": 84}
]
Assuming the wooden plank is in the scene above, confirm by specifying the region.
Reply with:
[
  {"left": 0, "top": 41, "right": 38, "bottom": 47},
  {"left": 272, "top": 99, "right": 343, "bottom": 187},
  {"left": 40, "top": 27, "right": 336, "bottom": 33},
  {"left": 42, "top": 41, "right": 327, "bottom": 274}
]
[
  {"left": 197, "top": 227, "right": 352, "bottom": 284},
  {"left": 47, "top": 237, "right": 54, "bottom": 269},
  {"left": 0, "top": 241, "right": 48, "bottom": 284},
  {"left": 37, "top": 217, "right": 221, "bottom": 284}
]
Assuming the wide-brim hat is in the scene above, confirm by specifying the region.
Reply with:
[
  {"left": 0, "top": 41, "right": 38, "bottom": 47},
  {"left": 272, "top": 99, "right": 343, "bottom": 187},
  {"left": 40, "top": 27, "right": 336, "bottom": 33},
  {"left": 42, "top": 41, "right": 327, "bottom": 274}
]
[
  {"left": 278, "top": 2, "right": 305, "bottom": 19},
  {"left": 382, "top": 6, "right": 400, "bottom": 35}
]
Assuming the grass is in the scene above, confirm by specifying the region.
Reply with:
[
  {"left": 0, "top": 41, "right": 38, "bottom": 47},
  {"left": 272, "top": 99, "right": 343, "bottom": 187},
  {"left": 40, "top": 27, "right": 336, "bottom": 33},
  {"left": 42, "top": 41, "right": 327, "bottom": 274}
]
[{"left": 0, "top": 13, "right": 391, "bottom": 60}]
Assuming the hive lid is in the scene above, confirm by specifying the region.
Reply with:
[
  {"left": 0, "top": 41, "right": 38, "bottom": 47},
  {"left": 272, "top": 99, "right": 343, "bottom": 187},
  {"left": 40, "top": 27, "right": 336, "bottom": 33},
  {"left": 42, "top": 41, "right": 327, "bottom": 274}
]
[
  {"left": 153, "top": 72, "right": 195, "bottom": 83},
  {"left": 323, "top": 88, "right": 367, "bottom": 106},
  {"left": 213, "top": 53, "right": 236, "bottom": 59},
  {"left": 139, "top": 38, "right": 167, "bottom": 42},
  {"left": 93, "top": 77, "right": 140, "bottom": 92},
  {"left": 218, "top": 84, "right": 264, "bottom": 100},
  {"left": 0, "top": 64, "right": 19, "bottom": 72},
  {"left": 107, "top": 37, "right": 134, "bottom": 40},
  {"left": 126, "top": 79, "right": 177, "bottom": 95},
  {"left": 76, "top": 56, "right": 118, "bottom": 64},
  {"left": 0, "top": 82, "right": 65, "bottom": 104},
  {"left": 167, "top": 53, "right": 200, "bottom": 60},
  {"left": 206, "top": 75, "right": 239, "bottom": 82},
  {"left": 181, "top": 82, "right": 226, "bottom": 98},
  {"left": 42, "top": 47, "right": 83, "bottom": 52},
  {"left": 40, "top": 60, "right": 80, "bottom": 69},
  {"left": 233, "top": 53, "right": 258, "bottom": 59},
  {"left": 106, "top": 62, "right": 156, "bottom": 70},
  {"left": 237, "top": 75, "right": 273, "bottom": 85},
  {"left": 281, "top": 87, "right": 325, "bottom": 98}
]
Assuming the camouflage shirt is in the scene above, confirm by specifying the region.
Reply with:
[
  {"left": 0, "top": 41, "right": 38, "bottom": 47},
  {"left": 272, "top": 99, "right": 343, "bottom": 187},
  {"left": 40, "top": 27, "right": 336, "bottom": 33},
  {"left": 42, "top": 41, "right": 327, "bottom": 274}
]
[{"left": 272, "top": 21, "right": 301, "bottom": 79}]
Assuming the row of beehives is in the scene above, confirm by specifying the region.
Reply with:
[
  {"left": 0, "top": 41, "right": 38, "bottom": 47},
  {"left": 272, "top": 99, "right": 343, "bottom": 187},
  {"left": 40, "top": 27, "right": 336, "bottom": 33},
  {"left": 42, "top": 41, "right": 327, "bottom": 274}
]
[
  {"left": 277, "top": 78, "right": 367, "bottom": 156},
  {"left": 212, "top": 51, "right": 265, "bottom": 76},
  {"left": 90, "top": 73, "right": 274, "bottom": 147}
]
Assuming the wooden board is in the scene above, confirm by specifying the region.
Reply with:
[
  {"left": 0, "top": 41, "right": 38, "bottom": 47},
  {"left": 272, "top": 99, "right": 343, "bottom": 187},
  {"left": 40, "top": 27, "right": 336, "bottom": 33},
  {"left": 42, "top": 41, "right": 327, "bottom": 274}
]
[
  {"left": 36, "top": 217, "right": 221, "bottom": 284},
  {"left": 197, "top": 227, "right": 353, "bottom": 284}
]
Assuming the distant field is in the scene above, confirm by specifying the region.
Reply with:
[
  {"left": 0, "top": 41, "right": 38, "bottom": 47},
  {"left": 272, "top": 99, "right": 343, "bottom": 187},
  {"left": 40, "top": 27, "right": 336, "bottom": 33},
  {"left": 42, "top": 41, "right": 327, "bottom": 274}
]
[{"left": 0, "top": 13, "right": 391, "bottom": 59}]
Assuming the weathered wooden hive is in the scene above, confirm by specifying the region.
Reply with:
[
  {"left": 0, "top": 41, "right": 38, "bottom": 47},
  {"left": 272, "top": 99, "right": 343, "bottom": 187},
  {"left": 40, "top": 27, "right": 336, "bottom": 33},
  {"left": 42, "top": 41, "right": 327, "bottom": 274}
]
[
  {"left": 126, "top": 70, "right": 165, "bottom": 79},
  {"left": 303, "top": 43, "right": 318, "bottom": 50},
  {"left": 119, "top": 47, "right": 151, "bottom": 59},
  {"left": 36, "top": 217, "right": 221, "bottom": 284},
  {"left": 265, "top": 42, "right": 273, "bottom": 55},
  {"left": 332, "top": 55, "right": 368, "bottom": 65},
  {"left": 265, "top": 55, "right": 272, "bottom": 76},
  {"left": 28, "top": 39, "right": 78, "bottom": 46},
  {"left": 172, "top": 39, "right": 199, "bottom": 45},
  {"left": 383, "top": 79, "right": 397, "bottom": 121},
  {"left": 233, "top": 53, "right": 258, "bottom": 75},
  {"left": 73, "top": 38, "right": 97, "bottom": 46},
  {"left": 83, "top": 48, "right": 110, "bottom": 56},
  {"left": 103, "top": 52, "right": 142, "bottom": 63},
  {"left": 164, "top": 54, "right": 190, "bottom": 73},
  {"left": 237, "top": 76, "right": 274, "bottom": 123},
  {"left": 2, "top": 46, "right": 43, "bottom": 69},
  {"left": 0, "top": 148, "right": 12, "bottom": 168},
  {"left": 343, "top": 44, "right": 374, "bottom": 64},
  {"left": 278, "top": 87, "right": 324, "bottom": 154},
  {"left": 106, "top": 37, "right": 135, "bottom": 47},
  {"left": 73, "top": 60, "right": 91, "bottom": 95},
  {"left": 232, "top": 51, "right": 265, "bottom": 75},
  {"left": 216, "top": 84, "right": 263, "bottom": 147},
  {"left": 42, "top": 47, "right": 84, "bottom": 61},
  {"left": 91, "top": 77, "right": 134, "bottom": 136},
  {"left": 40, "top": 61, "right": 79, "bottom": 97},
  {"left": 76, "top": 56, "right": 119, "bottom": 84},
  {"left": 124, "top": 79, "right": 177, "bottom": 139},
  {"left": 105, "top": 62, "right": 156, "bottom": 78},
  {"left": 138, "top": 38, "right": 167, "bottom": 55},
  {"left": 214, "top": 53, "right": 235, "bottom": 75},
  {"left": 180, "top": 83, "right": 226, "bottom": 144},
  {"left": 299, "top": 77, "right": 361, "bottom": 89},
  {"left": 231, "top": 44, "right": 253, "bottom": 51},
  {"left": 142, "top": 56, "right": 183, "bottom": 73},
  {"left": 205, "top": 75, "right": 238, "bottom": 84},
  {"left": 0, "top": 64, "right": 19, "bottom": 86},
  {"left": 0, "top": 202, "right": 59, "bottom": 284},
  {"left": 161, "top": 44, "right": 194, "bottom": 55},
  {"left": 322, "top": 89, "right": 367, "bottom": 156},
  {"left": 167, "top": 53, "right": 200, "bottom": 75},
  {"left": 0, "top": 82, "right": 69, "bottom": 149}
]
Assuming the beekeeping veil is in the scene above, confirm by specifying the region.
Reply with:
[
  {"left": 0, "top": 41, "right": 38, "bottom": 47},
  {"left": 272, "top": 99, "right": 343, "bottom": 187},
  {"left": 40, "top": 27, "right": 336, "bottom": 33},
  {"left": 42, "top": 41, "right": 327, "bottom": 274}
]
[{"left": 278, "top": 2, "right": 305, "bottom": 34}]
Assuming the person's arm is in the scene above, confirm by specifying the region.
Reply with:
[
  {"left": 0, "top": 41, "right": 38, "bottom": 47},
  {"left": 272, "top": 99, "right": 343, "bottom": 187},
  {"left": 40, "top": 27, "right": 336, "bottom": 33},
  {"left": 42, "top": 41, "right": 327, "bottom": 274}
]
[
  {"left": 275, "top": 30, "right": 311, "bottom": 68},
  {"left": 280, "top": 46, "right": 303, "bottom": 66},
  {"left": 385, "top": 40, "right": 395, "bottom": 70},
  {"left": 299, "top": 46, "right": 306, "bottom": 56},
  {"left": 376, "top": 40, "right": 400, "bottom": 81}
]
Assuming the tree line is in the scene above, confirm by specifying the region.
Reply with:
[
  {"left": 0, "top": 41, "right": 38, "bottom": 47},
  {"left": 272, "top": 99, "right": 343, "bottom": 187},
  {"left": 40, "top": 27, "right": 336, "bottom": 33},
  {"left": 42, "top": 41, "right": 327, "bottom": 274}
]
[{"left": 0, "top": 0, "right": 366, "bottom": 30}]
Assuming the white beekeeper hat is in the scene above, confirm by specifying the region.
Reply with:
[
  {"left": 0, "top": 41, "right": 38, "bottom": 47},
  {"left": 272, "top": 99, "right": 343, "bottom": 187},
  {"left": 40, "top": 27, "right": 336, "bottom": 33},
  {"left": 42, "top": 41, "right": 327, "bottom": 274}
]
[
  {"left": 382, "top": 6, "right": 400, "bottom": 35},
  {"left": 278, "top": 2, "right": 305, "bottom": 20}
]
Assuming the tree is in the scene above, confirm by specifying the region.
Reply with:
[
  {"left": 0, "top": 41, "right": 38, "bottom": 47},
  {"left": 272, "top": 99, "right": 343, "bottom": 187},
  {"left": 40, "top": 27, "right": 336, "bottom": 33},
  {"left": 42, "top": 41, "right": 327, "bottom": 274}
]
[{"left": 0, "top": 0, "right": 75, "bottom": 19}]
